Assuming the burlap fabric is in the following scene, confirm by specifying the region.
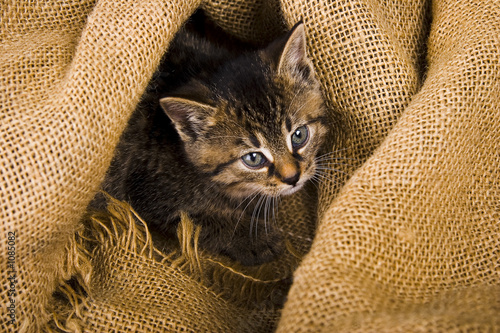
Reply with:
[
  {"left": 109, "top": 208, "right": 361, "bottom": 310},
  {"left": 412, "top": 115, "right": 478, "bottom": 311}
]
[{"left": 1, "top": 0, "right": 499, "bottom": 332}]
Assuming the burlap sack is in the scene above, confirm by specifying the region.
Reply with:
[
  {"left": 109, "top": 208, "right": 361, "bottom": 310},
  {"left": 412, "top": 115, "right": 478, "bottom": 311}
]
[{"left": 1, "top": 0, "right": 498, "bottom": 332}]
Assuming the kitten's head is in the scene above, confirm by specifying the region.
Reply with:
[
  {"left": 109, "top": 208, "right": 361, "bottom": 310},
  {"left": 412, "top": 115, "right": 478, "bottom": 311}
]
[{"left": 160, "top": 23, "right": 328, "bottom": 199}]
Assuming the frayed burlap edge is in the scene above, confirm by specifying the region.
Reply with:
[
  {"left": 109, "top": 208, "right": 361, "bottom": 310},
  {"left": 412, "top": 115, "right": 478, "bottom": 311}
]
[
  {"left": 173, "top": 211, "right": 298, "bottom": 307},
  {"left": 48, "top": 194, "right": 296, "bottom": 330}
]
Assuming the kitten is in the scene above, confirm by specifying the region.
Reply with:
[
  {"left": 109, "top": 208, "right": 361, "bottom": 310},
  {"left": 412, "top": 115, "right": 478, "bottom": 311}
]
[{"left": 95, "top": 20, "right": 329, "bottom": 266}]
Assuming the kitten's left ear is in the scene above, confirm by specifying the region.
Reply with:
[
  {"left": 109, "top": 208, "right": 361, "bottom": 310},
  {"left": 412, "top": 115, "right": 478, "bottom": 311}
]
[
  {"left": 160, "top": 97, "right": 217, "bottom": 141},
  {"left": 271, "top": 22, "right": 314, "bottom": 80}
]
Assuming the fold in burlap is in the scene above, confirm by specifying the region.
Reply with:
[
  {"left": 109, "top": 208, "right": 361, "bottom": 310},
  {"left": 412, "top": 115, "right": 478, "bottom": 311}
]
[{"left": 1, "top": 0, "right": 498, "bottom": 332}]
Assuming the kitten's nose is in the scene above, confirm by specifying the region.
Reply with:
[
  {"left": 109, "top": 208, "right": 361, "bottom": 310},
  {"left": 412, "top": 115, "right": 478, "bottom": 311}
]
[{"left": 282, "top": 172, "right": 300, "bottom": 186}]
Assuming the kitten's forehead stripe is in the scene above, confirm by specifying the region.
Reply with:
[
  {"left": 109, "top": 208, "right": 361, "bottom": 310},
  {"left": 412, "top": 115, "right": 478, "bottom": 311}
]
[
  {"left": 249, "top": 135, "right": 261, "bottom": 148},
  {"left": 285, "top": 117, "right": 292, "bottom": 132}
]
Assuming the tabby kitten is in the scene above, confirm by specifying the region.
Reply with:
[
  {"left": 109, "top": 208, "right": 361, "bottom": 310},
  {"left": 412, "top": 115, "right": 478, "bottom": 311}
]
[{"left": 98, "top": 22, "right": 329, "bottom": 266}]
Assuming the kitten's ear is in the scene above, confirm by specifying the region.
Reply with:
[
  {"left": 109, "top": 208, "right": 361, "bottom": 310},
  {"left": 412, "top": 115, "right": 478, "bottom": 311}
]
[
  {"left": 268, "top": 22, "right": 314, "bottom": 80},
  {"left": 160, "top": 97, "right": 217, "bottom": 140}
]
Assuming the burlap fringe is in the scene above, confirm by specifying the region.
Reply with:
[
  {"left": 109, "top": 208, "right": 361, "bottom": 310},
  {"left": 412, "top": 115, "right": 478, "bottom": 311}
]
[
  {"left": 47, "top": 221, "right": 93, "bottom": 332},
  {"left": 49, "top": 194, "right": 295, "bottom": 329},
  {"left": 171, "top": 211, "right": 297, "bottom": 307},
  {"left": 47, "top": 194, "right": 166, "bottom": 331}
]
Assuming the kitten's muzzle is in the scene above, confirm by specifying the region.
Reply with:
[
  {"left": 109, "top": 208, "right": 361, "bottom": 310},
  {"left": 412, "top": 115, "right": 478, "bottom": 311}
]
[
  {"left": 281, "top": 172, "right": 300, "bottom": 186},
  {"left": 274, "top": 154, "right": 301, "bottom": 186}
]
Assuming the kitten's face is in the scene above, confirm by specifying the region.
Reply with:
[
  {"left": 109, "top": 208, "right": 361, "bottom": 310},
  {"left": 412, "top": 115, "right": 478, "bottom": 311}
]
[
  {"left": 161, "top": 23, "right": 328, "bottom": 199},
  {"left": 204, "top": 88, "right": 327, "bottom": 199}
]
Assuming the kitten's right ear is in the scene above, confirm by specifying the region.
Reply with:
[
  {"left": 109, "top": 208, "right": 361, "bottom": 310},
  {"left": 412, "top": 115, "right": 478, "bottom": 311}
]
[
  {"left": 277, "top": 22, "right": 308, "bottom": 74},
  {"left": 160, "top": 97, "right": 217, "bottom": 141},
  {"left": 264, "top": 22, "right": 315, "bottom": 81}
]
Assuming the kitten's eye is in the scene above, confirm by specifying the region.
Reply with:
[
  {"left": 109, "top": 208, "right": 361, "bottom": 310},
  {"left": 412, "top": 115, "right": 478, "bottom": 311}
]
[
  {"left": 291, "top": 125, "right": 309, "bottom": 149},
  {"left": 241, "top": 152, "right": 267, "bottom": 169}
]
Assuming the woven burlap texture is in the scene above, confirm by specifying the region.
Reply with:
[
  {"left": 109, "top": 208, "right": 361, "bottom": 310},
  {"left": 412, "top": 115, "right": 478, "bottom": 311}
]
[{"left": 1, "top": 0, "right": 499, "bottom": 332}]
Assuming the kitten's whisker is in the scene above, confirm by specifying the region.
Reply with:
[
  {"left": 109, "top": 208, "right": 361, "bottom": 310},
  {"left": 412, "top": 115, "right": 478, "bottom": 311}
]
[
  {"left": 277, "top": 195, "right": 283, "bottom": 224},
  {"left": 314, "top": 158, "right": 360, "bottom": 169},
  {"left": 313, "top": 170, "right": 340, "bottom": 182},
  {"left": 314, "top": 147, "right": 355, "bottom": 158},
  {"left": 314, "top": 155, "right": 360, "bottom": 164},
  {"left": 315, "top": 151, "right": 356, "bottom": 158},
  {"left": 309, "top": 176, "right": 321, "bottom": 191},
  {"left": 257, "top": 195, "right": 268, "bottom": 239},
  {"left": 267, "top": 193, "right": 279, "bottom": 230},
  {"left": 314, "top": 166, "right": 351, "bottom": 176},
  {"left": 271, "top": 195, "right": 277, "bottom": 227},
  {"left": 314, "top": 152, "right": 358, "bottom": 160},
  {"left": 316, "top": 168, "right": 350, "bottom": 176},
  {"left": 258, "top": 195, "right": 268, "bottom": 239},
  {"left": 240, "top": 190, "right": 262, "bottom": 214},
  {"left": 262, "top": 196, "right": 267, "bottom": 235},
  {"left": 310, "top": 175, "right": 322, "bottom": 186},
  {"left": 313, "top": 171, "right": 345, "bottom": 186},
  {"left": 233, "top": 190, "right": 261, "bottom": 238},
  {"left": 314, "top": 159, "right": 359, "bottom": 167},
  {"left": 315, "top": 160, "right": 357, "bottom": 168},
  {"left": 264, "top": 196, "right": 271, "bottom": 235},
  {"left": 310, "top": 174, "right": 339, "bottom": 190},
  {"left": 250, "top": 194, "right": 266, "bottom": 239},
  {"left": 233, "top": 190, "right": 259, "bottom": 212}
]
